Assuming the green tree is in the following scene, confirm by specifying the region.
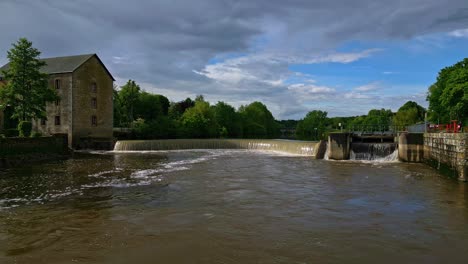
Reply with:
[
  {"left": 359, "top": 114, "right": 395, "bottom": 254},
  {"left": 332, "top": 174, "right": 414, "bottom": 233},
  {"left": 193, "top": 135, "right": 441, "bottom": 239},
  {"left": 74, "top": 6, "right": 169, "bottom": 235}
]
[
  {"left": 0, "top": 38, "right": 58, "bottom": 121},
  {"left": 239, "top": 102, "right": 279, "bottom": 138},
  {"left": 392, "top": 101, "right": 426, "bottom": 128},
  {"left": 113, "top": 84, "right": 125, "bottom": 127},
  {"left": 168, "top": 97, "right": 195, "bottom": 120},
  {"left": 213, "top": 101, "right": 242, "bottom": 138},
  {"left": 349, "top": 109, "right": 393, "bottom": 132},
  {"left": 427, "top": 58, "right": 468, "bottom": 125},
  {"left": 118, "top": 80, "right": 141, "bottom": 125},
  {"left": 296, "top": 110, "right": 328, "bottom": 140},
  {"left": 180, "top": 97, "right": 218, "bottom": 138},
  {"left": 134, "top": 92, "right": 170, "bottom": 121}
]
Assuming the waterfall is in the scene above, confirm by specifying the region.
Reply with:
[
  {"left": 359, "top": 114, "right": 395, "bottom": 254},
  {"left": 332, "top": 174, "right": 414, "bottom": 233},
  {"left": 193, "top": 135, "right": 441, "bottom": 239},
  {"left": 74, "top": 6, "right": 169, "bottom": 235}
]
[
  {"left": 114, "top": 139, "right": 320, "bottom": 156},
  {"left": 323, "top": 142, "right": 329, "bottom": 160},
  {"left": 349, "top": 143, "right": 398, "bottom": 162}
]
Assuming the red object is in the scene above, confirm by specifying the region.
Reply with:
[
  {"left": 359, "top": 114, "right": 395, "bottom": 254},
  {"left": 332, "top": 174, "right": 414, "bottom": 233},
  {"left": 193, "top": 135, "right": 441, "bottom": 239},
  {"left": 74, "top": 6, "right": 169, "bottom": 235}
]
[
  {"left": 446, "top": 120, "right": 460, "bottom": 133},
  {"left": 428, "top": 120, "right": 461, "bottom": 133}
]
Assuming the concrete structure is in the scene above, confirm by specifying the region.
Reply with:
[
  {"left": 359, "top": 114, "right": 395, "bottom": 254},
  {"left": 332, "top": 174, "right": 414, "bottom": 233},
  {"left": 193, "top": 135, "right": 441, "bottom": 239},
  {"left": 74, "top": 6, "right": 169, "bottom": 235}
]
[
  {"left": 328, "top": 133, "right": 351, "bottom": 160},
  {"left": 328, "top": 132, "right": 467, "bottom": 181},
  {"left": 398, "top": 133, "right": 424, "bottom": 162},
  {"left": 424, "top": 133, "right": 468, "bottom": 181},
  {"left": 0, "top": 54, "right": 114, "bottom": 149}
]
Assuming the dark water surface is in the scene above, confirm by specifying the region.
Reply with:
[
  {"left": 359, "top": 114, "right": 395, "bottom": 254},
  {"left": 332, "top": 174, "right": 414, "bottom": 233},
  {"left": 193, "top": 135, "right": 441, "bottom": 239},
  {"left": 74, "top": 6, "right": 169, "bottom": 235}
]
[{"left": 1, "top": 150, "right": 468, "bottom": 263}]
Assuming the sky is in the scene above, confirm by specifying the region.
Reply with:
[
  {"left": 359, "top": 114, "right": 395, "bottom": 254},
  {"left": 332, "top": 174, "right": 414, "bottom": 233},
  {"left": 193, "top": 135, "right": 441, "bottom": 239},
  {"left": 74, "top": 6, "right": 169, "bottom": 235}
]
[{"left": 0, "top": 0, "right": 468, "bottom": 119}]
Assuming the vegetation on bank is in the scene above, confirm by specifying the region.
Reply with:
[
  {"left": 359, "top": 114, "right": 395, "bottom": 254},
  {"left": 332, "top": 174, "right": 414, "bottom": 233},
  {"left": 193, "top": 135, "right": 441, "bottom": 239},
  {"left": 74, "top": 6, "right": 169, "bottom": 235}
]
[
  {"left": 113, "top": 77, "right": 431, "bottom": 141},
  {"left": 114, "top": 80, "right": 280, "bottom": 139},
  {"left": 0, "top": 38, "right": 56, "bottom": 138},
  {"left": 427, "top": 58, "right": 468, "bottom": 126}
]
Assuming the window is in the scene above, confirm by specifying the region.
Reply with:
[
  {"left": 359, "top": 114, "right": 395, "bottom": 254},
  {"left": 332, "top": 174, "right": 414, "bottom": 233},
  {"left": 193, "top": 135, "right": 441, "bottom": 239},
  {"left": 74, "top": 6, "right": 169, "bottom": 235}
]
[
  {"left": 91, "top": 115, "right": 97, "bottom": 126},
  {"left": 55, "top": 116, "right": 61, "bottom": 126},
  {"left": 55, "top": 99, "right": 60, "bottom": 106},
  {"left": 55, "top": 79, "right": 61, "bottom": 90},
  {"left": 91, "top": 98, "right": 97, "bottom": 109},
  {"left": 90, "top": 82, "right": 97, "bottom": 93},
  {"left": 41, "top": 119, "right": 46, "bottom": 126}
]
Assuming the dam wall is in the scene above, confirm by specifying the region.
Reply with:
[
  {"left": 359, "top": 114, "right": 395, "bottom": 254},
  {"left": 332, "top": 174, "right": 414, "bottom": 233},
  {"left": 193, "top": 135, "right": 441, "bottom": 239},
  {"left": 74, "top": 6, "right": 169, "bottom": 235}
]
[{"left": 114, "top": 139, "right": 323, "bottom": 157}]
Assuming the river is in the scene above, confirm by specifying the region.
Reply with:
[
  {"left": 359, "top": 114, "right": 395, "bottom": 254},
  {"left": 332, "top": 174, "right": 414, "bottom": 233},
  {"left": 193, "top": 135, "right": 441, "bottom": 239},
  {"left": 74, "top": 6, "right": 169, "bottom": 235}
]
[{"left": 1, "top": 149, "right": 468, "bottom": 263}]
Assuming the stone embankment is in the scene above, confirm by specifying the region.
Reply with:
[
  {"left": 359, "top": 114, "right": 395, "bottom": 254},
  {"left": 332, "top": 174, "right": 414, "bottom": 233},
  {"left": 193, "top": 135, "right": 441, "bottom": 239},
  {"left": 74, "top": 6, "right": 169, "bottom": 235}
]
[{"left": 0, "top": 135, "right": 70, "bottom": 168}]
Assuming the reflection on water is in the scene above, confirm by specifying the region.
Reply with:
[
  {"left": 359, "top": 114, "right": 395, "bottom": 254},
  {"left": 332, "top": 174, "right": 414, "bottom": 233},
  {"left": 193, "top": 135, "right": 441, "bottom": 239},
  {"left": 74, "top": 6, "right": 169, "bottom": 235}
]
[{"left": 1, "top": 150, "right": 468, "bottom": 263}]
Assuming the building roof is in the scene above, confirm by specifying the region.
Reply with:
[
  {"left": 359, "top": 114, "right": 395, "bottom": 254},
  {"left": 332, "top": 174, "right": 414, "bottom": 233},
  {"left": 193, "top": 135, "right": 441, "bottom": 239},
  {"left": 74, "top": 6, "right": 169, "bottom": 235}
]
[{"left": 0, "top": 53, "right": 115, "bottom": 81}]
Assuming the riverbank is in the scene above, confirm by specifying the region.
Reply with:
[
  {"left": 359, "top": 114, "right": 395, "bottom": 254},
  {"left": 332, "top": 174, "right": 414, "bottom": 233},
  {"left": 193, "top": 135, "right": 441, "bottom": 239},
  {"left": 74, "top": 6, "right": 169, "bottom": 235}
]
[{"left": 0, "top": 135, "right": 70, "bottom": 168}]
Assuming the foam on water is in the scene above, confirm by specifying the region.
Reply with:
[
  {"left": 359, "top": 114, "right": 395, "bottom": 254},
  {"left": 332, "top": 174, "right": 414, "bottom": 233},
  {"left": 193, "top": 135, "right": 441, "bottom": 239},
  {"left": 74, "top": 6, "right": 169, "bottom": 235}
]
[
  {"left": 349, "top": 149, "right": 399, "bottom": 163},
  {"left": 0, "top": 149, "right": 228, "bottom": 210}
]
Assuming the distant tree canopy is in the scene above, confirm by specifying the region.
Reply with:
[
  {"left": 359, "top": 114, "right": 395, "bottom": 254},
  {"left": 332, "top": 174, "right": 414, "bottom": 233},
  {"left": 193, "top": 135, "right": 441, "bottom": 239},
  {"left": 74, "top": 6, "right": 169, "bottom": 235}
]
[
  {"left": 392, "top": 101, "right": 426, "bottom": 128},
  {"left": 113, "top": 81, "right": 280, "bottom": 139},
  {"left": 0, "top": 38, "right": 58, "bottom": 121},
  {"left": 427, "top": 58, "right": 468, "bottom": 125},
  {"left": 296, "top": 110, "right": 328, "bottom": 140},
  {"left": 349, "top": 109, "right": 394, "bottom": 131},
  {"left": 180, "top": 96, "right": 218, "bottom": 138},
  {"left": 213, "top": 101, "right": 242, "bottom": 138},
  {"left": 239, "top": 102, "right": 279, "bottom": 138},
  {"left": 114, "top": 74, "right": 468, "bottom": 140}
]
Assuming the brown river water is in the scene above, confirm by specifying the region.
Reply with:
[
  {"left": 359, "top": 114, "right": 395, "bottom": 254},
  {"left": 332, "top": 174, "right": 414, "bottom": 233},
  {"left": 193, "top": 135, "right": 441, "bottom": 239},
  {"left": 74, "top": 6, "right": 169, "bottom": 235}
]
[{"left": 0, "top": 149, "right": 468, "bottom": 263}]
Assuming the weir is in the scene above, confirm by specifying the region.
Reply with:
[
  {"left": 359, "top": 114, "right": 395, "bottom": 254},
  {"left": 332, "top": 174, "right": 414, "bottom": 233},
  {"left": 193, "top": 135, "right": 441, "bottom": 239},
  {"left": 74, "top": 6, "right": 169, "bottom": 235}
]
[
  {"left": 114, "top": 139, "right": 326, "bottom": 157},
  {"left": 350, "top": 142, "right": 398, "bottom": 161},
  {"left": 328, "top": 132, "right": 468, "bottom": 181}
]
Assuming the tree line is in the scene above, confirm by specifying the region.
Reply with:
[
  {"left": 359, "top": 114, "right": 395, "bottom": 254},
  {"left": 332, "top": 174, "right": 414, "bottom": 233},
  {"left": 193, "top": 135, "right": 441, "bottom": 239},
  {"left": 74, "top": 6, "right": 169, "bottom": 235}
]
[
  {"left": 114, "top": 78, "right": 429, "bottom": 141},
  {"left": 113, "top": 80, "right": 280, "bottom": 139}
]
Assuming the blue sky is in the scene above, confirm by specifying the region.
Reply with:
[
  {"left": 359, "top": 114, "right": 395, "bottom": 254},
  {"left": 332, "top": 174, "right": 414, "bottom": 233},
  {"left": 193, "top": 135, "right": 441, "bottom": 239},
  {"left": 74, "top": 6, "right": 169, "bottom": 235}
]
[{"left": 1, "top": 0, "right": 467, "bottom": 119}]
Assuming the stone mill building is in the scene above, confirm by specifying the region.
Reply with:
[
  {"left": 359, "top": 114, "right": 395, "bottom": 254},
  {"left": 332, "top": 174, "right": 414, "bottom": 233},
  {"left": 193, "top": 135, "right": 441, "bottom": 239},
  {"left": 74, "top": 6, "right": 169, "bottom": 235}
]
[{"left": 0, "top": 54, "right": 114, "bottom": 149}]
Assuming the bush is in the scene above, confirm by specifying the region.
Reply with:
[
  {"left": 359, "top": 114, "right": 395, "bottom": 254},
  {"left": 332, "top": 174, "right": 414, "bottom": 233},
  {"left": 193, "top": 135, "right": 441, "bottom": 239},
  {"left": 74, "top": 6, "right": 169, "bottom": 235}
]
[
  {"left": 18, "top": 121, "right": 33, "bottom": 137},
  {"left": 4, "top": 129, "right": 19, "bottom": 137},
  {"left": 30, "top": 131, "right": 42, "bottom": 138}
]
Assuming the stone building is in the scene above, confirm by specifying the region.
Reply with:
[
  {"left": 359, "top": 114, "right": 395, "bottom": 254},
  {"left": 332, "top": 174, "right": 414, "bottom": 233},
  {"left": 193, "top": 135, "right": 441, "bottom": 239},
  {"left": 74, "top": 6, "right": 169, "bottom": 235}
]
[{"left": 0, "top": 54, "right": 114, "bottom": 149}]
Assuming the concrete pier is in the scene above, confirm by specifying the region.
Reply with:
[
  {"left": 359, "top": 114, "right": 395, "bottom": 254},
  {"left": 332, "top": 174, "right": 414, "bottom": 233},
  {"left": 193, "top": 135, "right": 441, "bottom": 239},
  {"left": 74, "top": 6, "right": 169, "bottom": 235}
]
[
  {"left": 398, "top": 133, "right": 424, "bottom": 162},
  {"left": 328, "top": 133, "right": 351, "bottom": 160}
]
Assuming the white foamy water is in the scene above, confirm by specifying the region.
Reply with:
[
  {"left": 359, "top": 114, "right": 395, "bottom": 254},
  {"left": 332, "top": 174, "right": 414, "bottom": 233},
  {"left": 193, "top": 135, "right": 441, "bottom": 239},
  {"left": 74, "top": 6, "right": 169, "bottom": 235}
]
[
  {"left": 0, "top": 150, "right": 228, "bottom": 210},
  {"left": 349, "top": 149, "right": 399, "bottom": 163}
]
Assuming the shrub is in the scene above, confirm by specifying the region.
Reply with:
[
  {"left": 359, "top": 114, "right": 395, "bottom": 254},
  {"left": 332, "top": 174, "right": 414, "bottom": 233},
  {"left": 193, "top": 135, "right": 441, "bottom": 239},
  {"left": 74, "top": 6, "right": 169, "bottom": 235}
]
[
  {"left": 4, "top": 129, "right": 19, "bottom": 137},
  {"left": 18, "top": 121, "right": 33, "bottom": 137},
  {"left": 30, "top": 131, "right": 42, "bottom": 138}
]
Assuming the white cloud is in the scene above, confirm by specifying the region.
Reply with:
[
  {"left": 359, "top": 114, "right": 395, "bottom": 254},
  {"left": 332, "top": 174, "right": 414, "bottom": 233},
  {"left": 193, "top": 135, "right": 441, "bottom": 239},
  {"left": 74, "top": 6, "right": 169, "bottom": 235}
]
[
  {"left": 448, "top": 28, "right": 468, "bottom": 38},
  {"left": 195, "top": 49, "right": 380, "bottom": 86},
  {"left": 288, "top": 83, "right": 335, "bottom": 94},
  {"left": 353, "top": 82, "right": 380, "bottom": 92},
  {"left": 344, "top": 92, "right": 374, "bottom": 99}
]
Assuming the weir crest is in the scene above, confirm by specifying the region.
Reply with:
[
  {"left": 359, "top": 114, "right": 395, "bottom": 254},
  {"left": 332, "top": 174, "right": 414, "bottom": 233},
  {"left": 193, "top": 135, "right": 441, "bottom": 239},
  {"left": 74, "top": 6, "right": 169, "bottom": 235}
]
[{"left": 114, "top": 139, "right": 321, "bottom": 156}]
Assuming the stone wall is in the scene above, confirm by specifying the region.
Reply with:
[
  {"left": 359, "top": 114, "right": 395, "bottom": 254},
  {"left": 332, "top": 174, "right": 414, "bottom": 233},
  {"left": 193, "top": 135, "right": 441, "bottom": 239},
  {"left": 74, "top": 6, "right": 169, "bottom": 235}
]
[
  {"left": 72, "top": 56, "right": 113, "bottom": 148},
  {"left": 424, "top": 133, "right": 468, "bottom": 181},
  {"left": 33, "top": 73, "right": 73, "bottom": 139},
  {"left": 0, "top": 135, "right": 69, "bottom": 167}
]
